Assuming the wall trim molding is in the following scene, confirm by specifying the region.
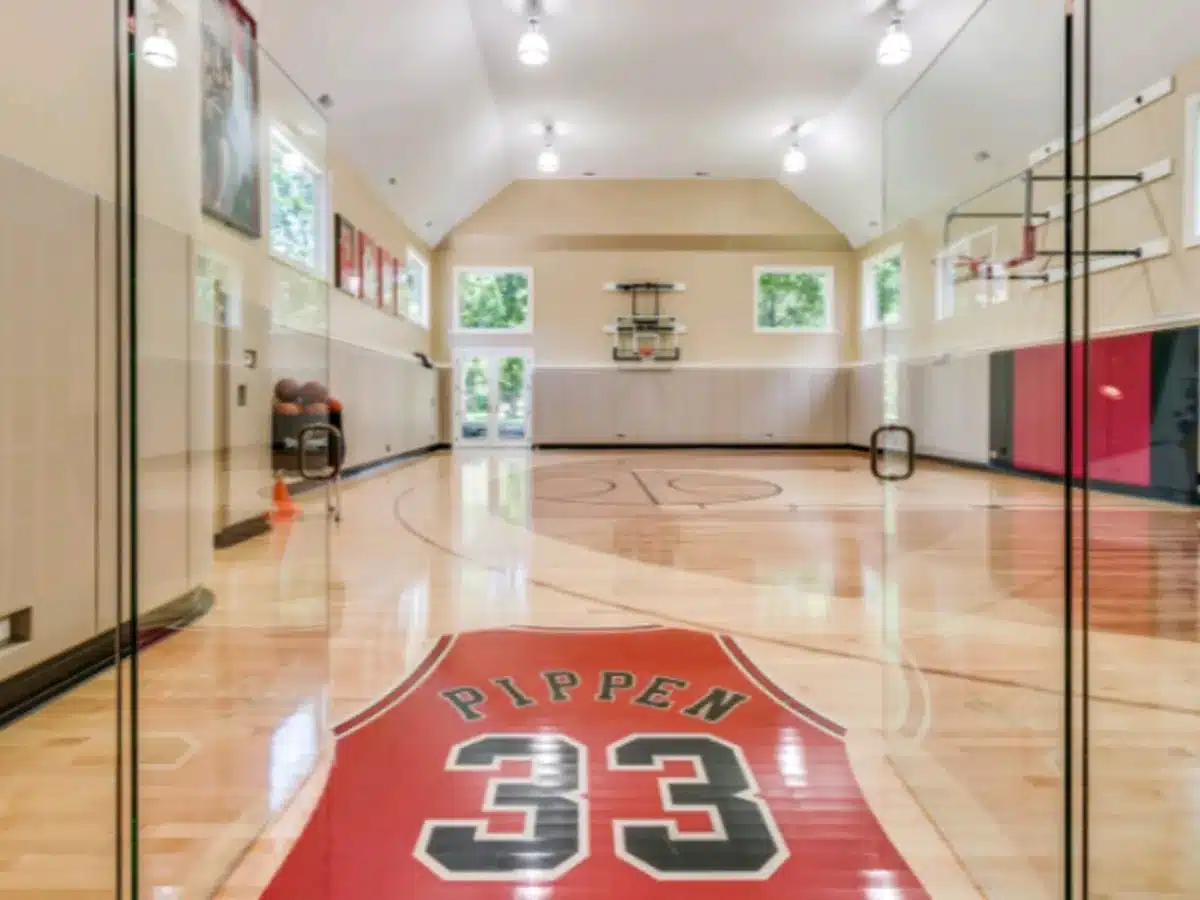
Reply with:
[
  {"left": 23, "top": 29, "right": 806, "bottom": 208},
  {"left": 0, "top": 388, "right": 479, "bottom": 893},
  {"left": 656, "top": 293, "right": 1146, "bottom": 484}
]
[
  {"left": 272, "top": 324, "right": 431, "bottom": 367},
  {"left": 0, "top": 587, "right": 215, "bottom": 729},
  {"left": 288, "top": 442, "right": 449, "bottom": 497},
  {"left": 533, "top": 442, "right": 849, "bottom": 452},
  {"left": 441, "top": 232, "right": 854, "bottom": 254}
]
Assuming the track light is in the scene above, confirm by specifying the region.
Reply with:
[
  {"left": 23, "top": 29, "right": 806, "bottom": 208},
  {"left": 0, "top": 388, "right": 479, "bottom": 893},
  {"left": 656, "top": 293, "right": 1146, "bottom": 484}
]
[
  {"left": 877, "top": 5, "right": 912, "bottom": 67},
  {"left": 518, "top": 1, "right": 549, "bottom": 67},
  {"left": 142, "top": 24, "right": 178, "bottom": 69}
]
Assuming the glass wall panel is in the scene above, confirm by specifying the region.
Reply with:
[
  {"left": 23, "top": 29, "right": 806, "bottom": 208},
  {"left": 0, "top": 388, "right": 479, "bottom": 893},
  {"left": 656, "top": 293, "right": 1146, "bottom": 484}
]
[
  {"left": 1083, "top": 2, "right": 1200, "bottom": 897},
  {"left": 878, "top": 1, "right": 1072, "bottom": 896},
  {"left": 0, "top": 1, "right": 125, "bottom": 897},
  {"left": 130, "top": 2, "right": 334, "bottom": 895}
]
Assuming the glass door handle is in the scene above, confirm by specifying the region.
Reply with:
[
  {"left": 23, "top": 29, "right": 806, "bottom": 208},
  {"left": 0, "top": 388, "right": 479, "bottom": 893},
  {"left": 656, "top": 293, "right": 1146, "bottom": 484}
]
[
  {"left": 869, "top": 424, "right": 915, "bottom": 482},
  {"left": 298, "top": 423, "right": 345, "bottom": 482}
]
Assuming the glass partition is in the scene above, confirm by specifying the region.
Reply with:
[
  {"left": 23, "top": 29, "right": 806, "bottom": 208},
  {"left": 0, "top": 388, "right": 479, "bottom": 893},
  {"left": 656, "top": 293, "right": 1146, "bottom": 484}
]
[
  {"left": 130, "top": 3, "right": 334, "bottom": 895},
  {"left": 878, "top": 0, "right": 1072, "bottom": 895},
  {"left": 0, "top": 1, "right": 125, "bottom": 897},
  {"left": 1084, "top": 2, "right": 1200, "bottom": 897}
]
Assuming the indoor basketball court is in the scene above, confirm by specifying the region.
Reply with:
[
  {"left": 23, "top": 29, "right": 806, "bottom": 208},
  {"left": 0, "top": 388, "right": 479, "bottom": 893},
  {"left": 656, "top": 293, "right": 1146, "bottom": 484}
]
[{"left": 0, "top": 1, "right": 1197, "bottom": 899}]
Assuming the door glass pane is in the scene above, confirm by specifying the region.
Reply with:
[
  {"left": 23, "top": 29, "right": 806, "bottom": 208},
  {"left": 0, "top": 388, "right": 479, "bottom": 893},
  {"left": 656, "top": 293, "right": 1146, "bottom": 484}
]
[
  {"left": 131, "top": 17, "right": 333, "bottom": 898},
  {"left": 459, "top": 355, "right": 490, "bottom": 442},
  {"left": 879, "top": 0, "right": 1070, "bottom": 895},
  {"left": 496, "top": 355, "right": 529, "bottom": 441},
  {"left": 1087, "top": 5, "right": 1200, "bottom": 897},
  {"left": 0, "top": 2, "right": 123, "bottom": 896}
]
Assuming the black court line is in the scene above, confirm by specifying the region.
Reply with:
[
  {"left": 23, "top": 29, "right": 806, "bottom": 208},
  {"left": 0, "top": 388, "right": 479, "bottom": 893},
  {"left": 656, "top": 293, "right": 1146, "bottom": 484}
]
[
  {"left": 391, "top": 483, "right": 1199, "bottom": 720},
  {"left": 628, "top": 469, "right": 661, "bottom": 506},
  {"left": 665, "top": 474, "right": 784, "bottom": 505}
]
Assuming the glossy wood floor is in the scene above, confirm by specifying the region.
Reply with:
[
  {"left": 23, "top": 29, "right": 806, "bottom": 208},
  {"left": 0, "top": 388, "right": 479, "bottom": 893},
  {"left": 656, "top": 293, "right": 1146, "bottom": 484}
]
[{"left": 0, "top": 450, "right": 1196, "bottom": 899}]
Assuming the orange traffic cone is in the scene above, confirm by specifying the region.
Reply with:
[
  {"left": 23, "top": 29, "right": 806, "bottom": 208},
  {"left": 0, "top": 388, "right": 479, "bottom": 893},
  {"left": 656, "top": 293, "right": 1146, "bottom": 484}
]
[{"left": 269, "top": 476, "right": 299, "bottom": 524}]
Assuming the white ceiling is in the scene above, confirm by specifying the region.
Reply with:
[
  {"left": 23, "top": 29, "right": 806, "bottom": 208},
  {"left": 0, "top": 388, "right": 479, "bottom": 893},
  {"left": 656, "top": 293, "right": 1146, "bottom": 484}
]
[{"left": 258, "top": 0, "right": 1200, "bottom": 248}]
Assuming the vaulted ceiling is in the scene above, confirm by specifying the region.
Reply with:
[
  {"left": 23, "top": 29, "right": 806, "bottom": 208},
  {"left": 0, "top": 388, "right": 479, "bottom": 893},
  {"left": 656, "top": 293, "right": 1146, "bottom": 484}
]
[{"left": 258, "top": 0, "right": 1200, "bottom": 248}]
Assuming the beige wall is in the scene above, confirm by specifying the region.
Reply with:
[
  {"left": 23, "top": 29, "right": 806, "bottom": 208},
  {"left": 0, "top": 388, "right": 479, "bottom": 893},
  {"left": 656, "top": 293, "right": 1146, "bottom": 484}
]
[
  {"left": 857, "top": 55, "right": 1200, "bottom": 366},
  {"left": 0, "top": 0, "right": 437, "bottom": 681},
  {"left": 437, "top": 179, "right": 858, "bottom": 367}
]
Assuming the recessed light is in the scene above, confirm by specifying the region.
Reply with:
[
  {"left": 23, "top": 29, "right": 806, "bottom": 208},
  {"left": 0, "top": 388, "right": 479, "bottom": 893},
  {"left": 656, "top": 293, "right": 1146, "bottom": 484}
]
[
  {"left": 424, "top": 220, "right": 433, "bottom": 228},
  {"left": 974, "top": 149, "right": 992, "bottom": 162},
  {"left": 388, "top": 177, "right": 397, "bottom": 185}
]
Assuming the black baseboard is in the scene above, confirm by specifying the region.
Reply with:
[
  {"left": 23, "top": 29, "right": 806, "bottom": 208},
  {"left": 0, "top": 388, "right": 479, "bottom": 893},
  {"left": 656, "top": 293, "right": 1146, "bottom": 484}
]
[
  {"left": 0, "top": 586, "right": 215, "bottom": 729},
  {"left": 214, "top": 514, "right": 270, "bottom": 549},
  {"left": 848, "top": 444, "right": 1199, "bottom": 507},
  {"left": 532, "top": 442, "right": 852, "bottom": 452},
  {"left": 288, "top": 443, "right": 450, "bottom": 498}
]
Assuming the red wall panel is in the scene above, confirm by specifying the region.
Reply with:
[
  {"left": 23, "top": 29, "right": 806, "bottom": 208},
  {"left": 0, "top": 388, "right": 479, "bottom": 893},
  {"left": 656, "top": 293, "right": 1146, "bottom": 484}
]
[
  {"left": 1012, "top": 334, "right": 1152, "bottom": 484},
  {"left": 1013, "top": 343, "right": 1066, "bottom": 474},
  {"left": 1088, "top": 332, "right": 1151, "bottom": 485}
]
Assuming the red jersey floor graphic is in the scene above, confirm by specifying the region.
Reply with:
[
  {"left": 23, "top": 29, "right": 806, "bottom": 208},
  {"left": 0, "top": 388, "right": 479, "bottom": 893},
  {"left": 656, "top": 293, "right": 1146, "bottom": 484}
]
[{"left": 260, "top": 625, "right": 930, "bottom": 899}]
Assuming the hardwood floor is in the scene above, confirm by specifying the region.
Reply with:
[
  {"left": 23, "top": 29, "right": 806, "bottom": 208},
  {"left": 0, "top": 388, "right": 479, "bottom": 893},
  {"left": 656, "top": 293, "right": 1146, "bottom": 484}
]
[{"left": 0, "top": 450, "right": 1196, "bottom": 899}]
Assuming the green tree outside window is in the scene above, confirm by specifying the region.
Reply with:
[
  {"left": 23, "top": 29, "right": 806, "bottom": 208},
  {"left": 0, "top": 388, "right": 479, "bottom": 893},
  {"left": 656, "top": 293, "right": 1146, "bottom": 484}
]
[
  {"left": 457, "top": 271, "right": 531, "bottom": 330},
  {"left": 269, "top": 133, "right": 319, "bottom": 272},
  {"left": 873, "top": 253, "right": 902, "bottom": 325},
  {"left": 755, "top": 270, "right": 831, "bottom": 330}
]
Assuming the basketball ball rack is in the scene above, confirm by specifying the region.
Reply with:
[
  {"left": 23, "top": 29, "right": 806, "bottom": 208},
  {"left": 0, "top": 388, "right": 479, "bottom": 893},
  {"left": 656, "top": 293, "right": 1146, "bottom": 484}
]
[{"left": 603, "top": 281, "right": 686, "bottom": 367}]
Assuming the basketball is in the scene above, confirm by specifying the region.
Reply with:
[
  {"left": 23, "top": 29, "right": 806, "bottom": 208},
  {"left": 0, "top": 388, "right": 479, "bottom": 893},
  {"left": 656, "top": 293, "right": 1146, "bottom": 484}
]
[
  {"left": 274, "top": 378, "right": 301, "bottom": 403},
  {"left": 299, "top": 381, "right": 329, "bottom": 405},
  {"left": 328, "top": 397, "right": 344, "bottom": 413},
  {"left": 274, "top": 401, "right": 302, "bottom": 415},
  {"left": 305, "top": 402, "right": 329, "bottom": 415}
]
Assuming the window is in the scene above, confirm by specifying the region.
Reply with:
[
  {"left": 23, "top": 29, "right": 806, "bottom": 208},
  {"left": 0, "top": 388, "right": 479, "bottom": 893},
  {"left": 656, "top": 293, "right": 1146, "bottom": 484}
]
[
  {"left": 406, "top": 247, "right": 430, "bottom": 328},
  {"left": 861, "top": 245, "right": 903, "bottom": 329},
  {"left": 454, "top": 267, "right": 533, "bottom": 332},
  {"left": 754, "top": 266, "right": 834, "bottom": 332},
  {"left": 1185, "top": 95, "right": 1200, "bottom": 248},
  {"left": 269, "top": 128, "right": 325, "bottom": 274}
]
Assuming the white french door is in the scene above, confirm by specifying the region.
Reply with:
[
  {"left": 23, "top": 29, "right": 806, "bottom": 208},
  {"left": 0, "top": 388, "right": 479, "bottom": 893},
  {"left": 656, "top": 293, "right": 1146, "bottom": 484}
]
[{"left": 453, "top": 349, "right": 533, "bottom": 447}]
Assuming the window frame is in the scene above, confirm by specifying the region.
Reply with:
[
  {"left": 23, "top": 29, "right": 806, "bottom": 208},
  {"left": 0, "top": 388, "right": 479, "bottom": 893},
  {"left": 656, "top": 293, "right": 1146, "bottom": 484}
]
[
  {"left": 752, "top": 265, "right": 836, "bottom": 334},
  {"left": 406, "top": 245, "right": 431, "bottom": 329},
  {"left": 861, "top": 244, "right": 904, "bottom": 330},
  {"left": 452, "top": 265, "right": 535, "bottom": 335},
  {"left": 1184, "top": 94, "right": 1200, "bottom": 249},
  {"left": 267, "top": 125, "right": 328, "bottom": 279}
]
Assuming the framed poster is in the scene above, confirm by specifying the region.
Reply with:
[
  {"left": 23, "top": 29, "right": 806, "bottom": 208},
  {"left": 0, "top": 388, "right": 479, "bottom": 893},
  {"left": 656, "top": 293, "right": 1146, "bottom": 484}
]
[
  {"left": 359, "top": 233, "right": 381, "bottom": 306},
  {"left": 201, "top": 0, "right": 261, "bottom": 237},
  {"left": 335, "top": 215, "right": 360, "bottom": 296},
  {"left": 380, "top": 249, "right": 396, "bottom": 313}
]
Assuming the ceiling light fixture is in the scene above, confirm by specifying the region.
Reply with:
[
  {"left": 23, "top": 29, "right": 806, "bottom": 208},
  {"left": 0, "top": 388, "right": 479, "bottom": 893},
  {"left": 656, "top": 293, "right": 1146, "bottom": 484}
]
[
  {"left": 537, "top": 147, "right": 560, "bottom": 174},
  {"left": 142, "top": 24, "right": 178, "bottom": 69},
  {"left": 529, "top": 121, "right": 569, "bottom": 137},
  {"left": 779, "top": 123, "right": 811, "bottom": 175},
  {"left": 518, "top": 0, "right": 549, "bottom": 66},
  {"left": 536, "top": 121, "right": 560, "bottom": 174},
  {"left": 782, "top": 145, "right": 807, "bottom": 174},
  {"left": 877, "top": 1, "right": 913, "bottom": 66}
]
